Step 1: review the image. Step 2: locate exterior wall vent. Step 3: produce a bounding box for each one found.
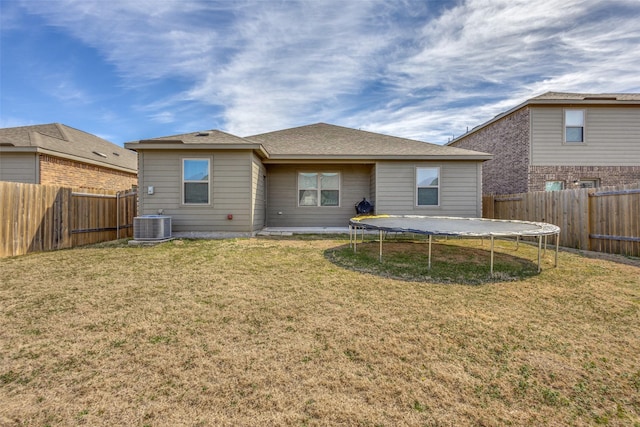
[133,215,172,240]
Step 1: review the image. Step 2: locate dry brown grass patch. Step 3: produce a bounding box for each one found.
[0,237,639,426]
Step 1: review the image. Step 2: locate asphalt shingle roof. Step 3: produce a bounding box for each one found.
[0,123,137,172]
[137,129,258,145]
[532,92,640,101]
[245,123,490,159]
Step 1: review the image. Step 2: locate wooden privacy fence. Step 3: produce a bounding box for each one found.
[483,183,640,257]
[0,182,137,257]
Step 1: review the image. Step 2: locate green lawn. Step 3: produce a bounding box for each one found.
[1,236,639,426]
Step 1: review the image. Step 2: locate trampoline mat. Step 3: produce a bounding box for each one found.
[349,215,560,237]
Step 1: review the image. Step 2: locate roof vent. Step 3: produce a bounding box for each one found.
[112,152,120,156]
[583,96,617,100]
[92,151,107,158]
[196,132,210,136]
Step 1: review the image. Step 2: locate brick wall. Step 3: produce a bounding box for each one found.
[39,154,137,191]
[529,165,640,191]
[449,107,530,195]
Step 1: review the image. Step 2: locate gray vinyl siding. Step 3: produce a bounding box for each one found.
[0,152,38,183]
[251,154,266,230]
[376,161,482,217]
[369,165,376,210]
[531,107,640,166]
[138,150,254,232]
[265,164,372,227]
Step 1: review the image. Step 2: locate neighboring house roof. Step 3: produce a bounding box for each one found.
[246,123,491,161]
[126,123,491,161]
[531,92,640,102]
[448,91,640,145]
[0,123,137,173]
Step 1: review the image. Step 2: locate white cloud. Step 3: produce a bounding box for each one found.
[352,0,640,142]
[12,0,640,143]
[149,111,175,124]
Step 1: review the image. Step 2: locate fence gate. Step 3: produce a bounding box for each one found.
[0,182,137,257]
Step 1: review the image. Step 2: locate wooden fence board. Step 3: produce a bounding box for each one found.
[484,183,639,257]
[0,182,136,257]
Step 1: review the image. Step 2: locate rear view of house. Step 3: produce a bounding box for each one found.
[447,92,640,194]
[125,123,491,233]
[0,123,137,191]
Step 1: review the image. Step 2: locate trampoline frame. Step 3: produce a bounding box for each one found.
[348,215,561,275]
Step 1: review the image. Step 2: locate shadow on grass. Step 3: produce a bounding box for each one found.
[324,239,541,285]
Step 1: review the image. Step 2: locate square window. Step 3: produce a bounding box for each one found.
[298,172,340,207]
[299,189,318,206]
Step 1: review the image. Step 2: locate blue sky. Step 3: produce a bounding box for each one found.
[1,0,640,146]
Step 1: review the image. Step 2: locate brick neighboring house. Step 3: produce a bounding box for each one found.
[0,123,137,191]
[447,92,640,195]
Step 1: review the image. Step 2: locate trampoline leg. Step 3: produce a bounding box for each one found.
[379,230,383,262]
[537,235,542,273]
[490,236,494,276]
[354,227,357,253]
[515,235,519,251]
[428,235,432,270]
[555,232,559,268]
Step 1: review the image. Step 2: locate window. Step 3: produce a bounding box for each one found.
[298,172,340,207]
[416,167,439,206]
[577,179,599,189]
[545,181,564,191]
[565,110,584,143]
[183,159,209,204]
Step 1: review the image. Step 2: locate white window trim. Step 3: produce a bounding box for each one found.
[545,180,565,191]
[415,166,440,207]
[564,109,586,144]
[182,157,211,205]
[576,178,599,189]
[297,171,341,207]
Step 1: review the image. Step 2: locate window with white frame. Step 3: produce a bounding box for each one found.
[298,172,340,207]
[545,181,564,191]
[416,167,439,206]
[565,110,585,143]
[577,179,599,188]
[182,159,210,204]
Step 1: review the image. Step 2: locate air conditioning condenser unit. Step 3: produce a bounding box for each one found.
[133,215,172,240]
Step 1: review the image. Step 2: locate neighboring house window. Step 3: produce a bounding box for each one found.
[183,159,209,204]
[577,179,599,189]
[545,181,565,191]
[565,110,585,143]
[298,172,340,207]
[416,167,439,206]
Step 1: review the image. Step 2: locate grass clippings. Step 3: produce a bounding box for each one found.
[0,237,639,426]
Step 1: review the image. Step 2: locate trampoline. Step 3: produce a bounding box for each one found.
[349,215,561,275]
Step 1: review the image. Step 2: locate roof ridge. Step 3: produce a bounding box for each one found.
[54,123,71,142]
